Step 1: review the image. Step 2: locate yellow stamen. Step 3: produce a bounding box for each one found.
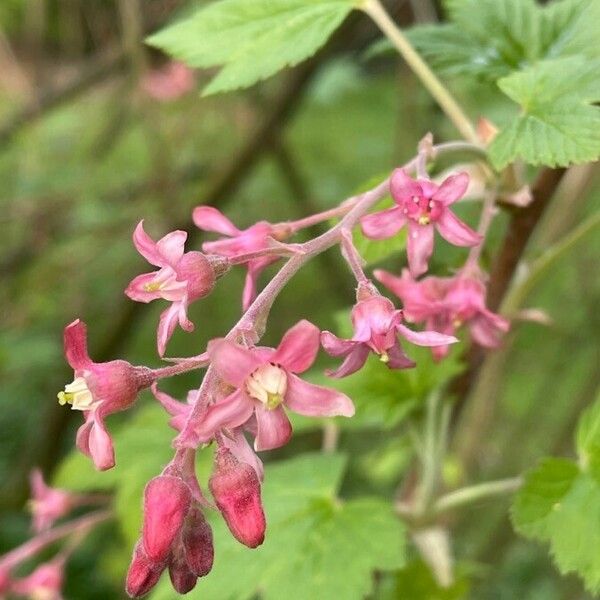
[57,391,72,406]
[379,352,390,364]
[418,215,431,226]
[143,281,163,292]
[266,392,283,410]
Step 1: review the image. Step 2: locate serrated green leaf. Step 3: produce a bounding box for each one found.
[150,453,405,600]
[576,396,600,476]
[147,0,357,95]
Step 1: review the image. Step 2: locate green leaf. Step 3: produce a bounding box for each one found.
[511,395,600,592]
[147,0,357,95]
[488,57,600,168]
[151,452,405,600]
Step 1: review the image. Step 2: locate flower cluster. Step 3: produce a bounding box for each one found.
[36,144,510,597]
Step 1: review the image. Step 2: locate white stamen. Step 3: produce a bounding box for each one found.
[245,363,287,410]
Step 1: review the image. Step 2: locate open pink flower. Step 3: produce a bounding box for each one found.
[193,207,290,310]
[126,221,223,357]
[361,169,481,277]
[194,320,354,451]
[11,558,64,600]
[375,268,509,360]
[321,290,458,378]
[28,470,75,533]
[58,319,152,470]
[142,61,195,102]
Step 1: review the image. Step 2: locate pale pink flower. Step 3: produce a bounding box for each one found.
[59,319,152,470]
[126,221,223,356]
[28,470,75,533]
[193,206,291,309]
[142,61,195,102]
[209,447,266,548]
[198,320,354,451]
[361,169,481,277]
[375,268,509,360]
[11,558,64,600]
[321,290,458,378]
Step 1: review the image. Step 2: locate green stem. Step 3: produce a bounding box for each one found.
[432,477,522,517]
[417,390,442,512]
[362,0,479,144]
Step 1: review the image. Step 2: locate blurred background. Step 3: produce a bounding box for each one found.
[0,0,599,598]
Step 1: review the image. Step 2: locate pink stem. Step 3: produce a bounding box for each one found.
[340,229,369,284]
[149,354,209,380]
[0,510,112,572]
[286,202,356,233]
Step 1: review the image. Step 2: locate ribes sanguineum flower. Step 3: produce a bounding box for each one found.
[126,221,227,357]
[209,446,266,548]
[28,470,76,533]
[58,319,153,470]
[194,320,354,451]
[375,268,509,360]
[142,61,195,102]
[361,169,481,277]
[127,475,214,597]
[11,558,65,600]
[193,206,292,310]
[321,284,458,378]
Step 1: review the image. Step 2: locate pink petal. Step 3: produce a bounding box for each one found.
[133,220,166,268]
[396,323,458,347]
[176,300,194,333]
[193,206,240,236]
[432,172,470,205]
[155,230,187,267]
[272,320,320,373]
[221,429,264,481]
[30,469,47,498]
[387,343,416,369]
[470,311,509,348]
[436,210,481,247]
[157,303,181,357]
[389,168,422,204]
[407,221,434,277]
[254,405,292,451]
[125,270,187,303]
[242,267,259,310]
[360,207,406,240]
[207,339,262,387]
[151,383,190,419]
[88,416,115,471]
[320,331,357,357]
[431,344,451,362]
[325,344,370,378]
[285,375,354,417]
[64,319,91,370]
[196,390,254,441]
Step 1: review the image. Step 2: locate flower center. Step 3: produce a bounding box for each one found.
[57,376,96,411]
[143,281,163,292]
[245,363,287,410]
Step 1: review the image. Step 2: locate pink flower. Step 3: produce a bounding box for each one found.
[321,289,458,378]
[152,383,265,480]
[126,221,224,357]
[209,447,266,548]
[361,169,481,277]
[11,558,64,600]
[59,319,152,470]
[193,207,290,309]
[142,61,195,102]
[127,475,214,597]
[28,470,75,533]
[375,268,509,360]
[195,320,354,451]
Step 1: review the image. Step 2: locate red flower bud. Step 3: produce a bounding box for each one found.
[168,545,197,595]
[142,476,191,563]
[126,543,164,598]
[209,448,266,548]
[182,508,214,577]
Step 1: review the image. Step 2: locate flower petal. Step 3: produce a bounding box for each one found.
[151,383,190,419]
[387,343,416,369]
[196,390,254,441]
[286,375,354,417]
[272,320,320,373]
[193,206,240,236]
[432,172,470,205]
[207,339,262,387]
[360,207,406,240]
[125,270,188,303]
[470,310,509,348]
[133,220,166,268]
[325,344,370,378]
[64,319,91,370]
[157,303,181,357]
[155,230,187,266]
[242,266,259,311]
[87,415,115,471]
[436,210,481,247]
[390,168,422,204]
[254,405,292,451]
[320,331,356,357]
[396,323,458,346]
[407,221,434,277]
[221,429,264,481]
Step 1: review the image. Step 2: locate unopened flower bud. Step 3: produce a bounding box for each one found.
[126,542,164,598]
[176,251,217,302]
[142,476,192,563]
[168,545,198,595]
[182,508,214,577]
[209,448,266,548]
